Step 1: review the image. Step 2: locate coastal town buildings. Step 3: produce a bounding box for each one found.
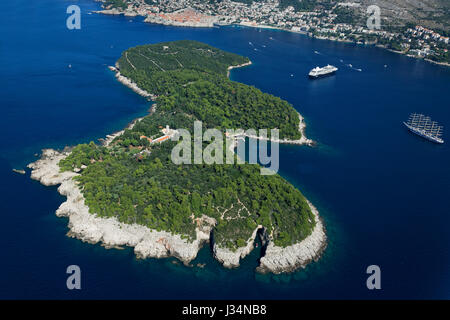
[97,0,450,65]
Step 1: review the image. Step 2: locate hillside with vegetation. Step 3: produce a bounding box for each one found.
[116,40,301,140]
[59,40,315,251]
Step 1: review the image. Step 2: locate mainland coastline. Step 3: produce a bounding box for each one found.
[29,43,326,274]
[93,5,449,68]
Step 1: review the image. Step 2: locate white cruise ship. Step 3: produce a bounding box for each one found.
[309,65,338,79]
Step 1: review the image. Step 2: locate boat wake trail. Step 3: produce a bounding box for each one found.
[344,63,363,72]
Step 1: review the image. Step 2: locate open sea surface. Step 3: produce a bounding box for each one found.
[0,0,449,299]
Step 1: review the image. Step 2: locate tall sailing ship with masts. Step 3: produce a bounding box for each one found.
[404,113,444,144]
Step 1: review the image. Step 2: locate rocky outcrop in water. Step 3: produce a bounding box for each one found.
[212,226,261,268]
[212,201,326,273]
[256,201,327,274]
[109,65,157,101]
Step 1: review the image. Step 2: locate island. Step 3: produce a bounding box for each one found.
[29,40,326,274]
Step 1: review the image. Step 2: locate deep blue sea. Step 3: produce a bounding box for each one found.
[1,0,449,299]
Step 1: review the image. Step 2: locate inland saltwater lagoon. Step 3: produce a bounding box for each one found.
[1,0,449,299]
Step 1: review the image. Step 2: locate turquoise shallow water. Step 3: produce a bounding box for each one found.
[0,0,449,299]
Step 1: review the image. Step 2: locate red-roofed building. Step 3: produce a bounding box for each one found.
[153,135,170,144]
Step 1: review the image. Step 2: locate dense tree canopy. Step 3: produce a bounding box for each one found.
[59,41,314,250]
[117,40,301,140]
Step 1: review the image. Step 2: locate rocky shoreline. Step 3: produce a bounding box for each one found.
[212,201,326,273]
[257,201,327,274]
[226,61,313,146]
[101,116,145,147]
[111,62,313,147]
[28,146,326,273]
[227,61,252,78]
[109,65,157,101]
[213,226,261,269]
[238,113,314,147]
[28,149,214,266]
[27,43,325,273]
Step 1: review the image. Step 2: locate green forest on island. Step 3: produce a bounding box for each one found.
[59,40,315,250]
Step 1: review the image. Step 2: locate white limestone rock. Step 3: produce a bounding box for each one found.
[28,149,215,265]
[28,148,327,273]
[213,226,261,268]
[257,201,327,274]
